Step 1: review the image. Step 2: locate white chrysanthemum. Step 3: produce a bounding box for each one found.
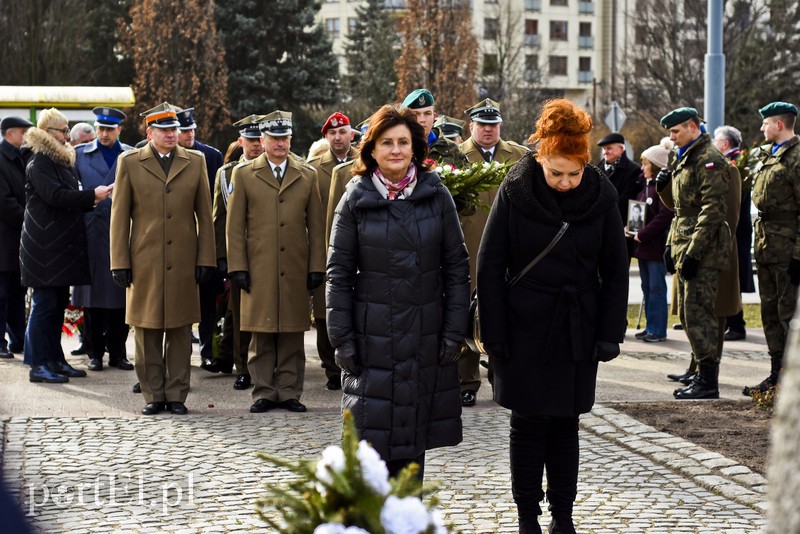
[315,445,345,494]
[356,440,391,495]
[430,509,448,534]
[313,524,370,534]
[436,166,444,173]
[482,162,490,169]
[380,495,431,534]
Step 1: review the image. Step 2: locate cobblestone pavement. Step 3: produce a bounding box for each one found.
[0,329,770,532]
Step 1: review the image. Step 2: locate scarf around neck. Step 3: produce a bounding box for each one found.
[373,164,417,200]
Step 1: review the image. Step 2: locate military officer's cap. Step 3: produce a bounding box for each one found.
[758,101,799,119]
[465,98,503,124]
[0,116,33,133]
[597,132,625,146]
[660,107,703,129]
[402,88,435,109]
[175,107,198,131]
[233,114,263,139]
[433,115,465,139]
[92,107,126,127]
[356,116,372,134]
[140,102,181,129]
[321,111,351,134]
[259,110,293,137]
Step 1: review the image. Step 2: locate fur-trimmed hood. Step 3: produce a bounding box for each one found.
[24,127,76,168]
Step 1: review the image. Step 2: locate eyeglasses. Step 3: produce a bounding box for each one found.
[48,127,70,136]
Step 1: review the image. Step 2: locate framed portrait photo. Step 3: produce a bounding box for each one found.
[627,200,646,237]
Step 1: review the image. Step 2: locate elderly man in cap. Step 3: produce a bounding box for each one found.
[307,111,358,391]
[597,132,642,260]
[743,102,800,396]
[175,107,225,362]
[402,88,466,168]
[110,102,216,415]
[656,107,732,400]
[203,114,265,389]
[458,98,528,408]
[72,107,134,372]
[0,116,32,359]
[226,110,325,414]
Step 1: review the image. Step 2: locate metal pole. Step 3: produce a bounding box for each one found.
[705,0,725,132]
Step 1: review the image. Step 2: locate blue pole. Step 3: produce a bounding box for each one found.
[705,0,725,132]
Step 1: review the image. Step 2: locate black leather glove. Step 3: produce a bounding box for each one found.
[594,340,620,362]
[307,272,324,290]
[231,271,251,293]
[663,246,676,275]
[484,342,509,362]
[680,255,700,281]
[216,258,228,277]
[439,338,462,365]
[789,259,800,285]
[196,266,214,285]
[334,340,360,376]
[111,269,132,288]
[655,168,673,192]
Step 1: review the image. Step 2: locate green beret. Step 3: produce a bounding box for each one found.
[660,107,700,129]
[759,101,798,119]
[402,88,435,109]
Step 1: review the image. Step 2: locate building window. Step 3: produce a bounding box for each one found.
[525,19,540,47]
[525,54,540,82]
[550,20,567,41]
[348,17,358,33]
[484,18,499,40]
[549,55,567,75]
[524,0,541,10]
[325,18,340,39]
[578,22,593,48]
[482,53,499,75]
[579,1,594,13]
[551,0,567,5]
[578,56,592,82]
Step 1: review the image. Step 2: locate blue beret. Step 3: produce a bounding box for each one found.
[759,101,798,119]
[402,89,435,109]
[660,107,701,129]
[0,116,33,132]
[92,106,126,127]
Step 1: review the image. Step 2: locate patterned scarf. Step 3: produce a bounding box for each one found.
[374,163,417,200]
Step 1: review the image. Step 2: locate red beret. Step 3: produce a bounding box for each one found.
[321,112,350,134]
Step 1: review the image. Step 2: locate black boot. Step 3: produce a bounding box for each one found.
[88,357,103,371]
[30,365,69,383]
[666,369,697,385]
[674,361,719,399]
[742,354,781,396]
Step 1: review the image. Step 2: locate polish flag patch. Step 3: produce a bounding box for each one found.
[705,162,715,169]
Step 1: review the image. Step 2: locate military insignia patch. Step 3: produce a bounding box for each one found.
[418,95,425,105]
[331,118,339,127]
[705,162,715,169]
[102,108,110,115]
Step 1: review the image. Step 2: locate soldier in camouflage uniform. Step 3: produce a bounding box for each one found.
[401,88,468,168]
[743,101,800,395]
[657,107,732,400]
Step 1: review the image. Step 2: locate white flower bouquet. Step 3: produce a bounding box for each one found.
[257,411,451,534]
[434,160,512,214]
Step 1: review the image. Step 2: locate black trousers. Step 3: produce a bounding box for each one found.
[386,453,425,482]
[86,307,128,361]
[198,276,223,359]
[510,412,579,528]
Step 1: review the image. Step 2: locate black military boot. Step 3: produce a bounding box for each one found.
[667,368,697,385]
[674,361,719,399]
[742,355,781,396]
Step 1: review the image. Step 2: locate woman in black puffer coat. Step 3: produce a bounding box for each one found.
[21,108,112,383]
[477,100,629,533]
[326,105,470,480]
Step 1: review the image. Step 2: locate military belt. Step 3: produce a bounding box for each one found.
[675,207,700,217]
[757,210,797,222]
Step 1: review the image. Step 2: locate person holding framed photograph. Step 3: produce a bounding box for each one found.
[626,201,646,235]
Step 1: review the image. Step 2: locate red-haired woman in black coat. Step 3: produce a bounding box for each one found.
[477,99,629,533]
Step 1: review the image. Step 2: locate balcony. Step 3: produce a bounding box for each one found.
[524,0,541,11]
[578,36,594,49]
[578,70,593,83]
[579,1,594,14]
[524,34,541,47]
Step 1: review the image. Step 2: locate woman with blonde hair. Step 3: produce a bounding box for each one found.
[21,108,113,383]
[477,99,628,533]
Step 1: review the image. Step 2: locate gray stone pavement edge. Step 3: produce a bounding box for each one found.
[0,326,771,533]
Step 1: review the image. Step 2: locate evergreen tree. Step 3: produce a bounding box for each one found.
[120,0,230,142]
[395,0,478,118]
[215,0,340,151]
[342,0,400,119]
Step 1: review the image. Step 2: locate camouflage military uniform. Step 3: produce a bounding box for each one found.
[751,135,800,374]
[661,133,732,365]
[429,127,468,168]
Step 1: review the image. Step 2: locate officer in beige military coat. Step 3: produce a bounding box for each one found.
[110,102,216,416]
[307,111,358,392]
[458,99,529,407]
[226,111,326,414]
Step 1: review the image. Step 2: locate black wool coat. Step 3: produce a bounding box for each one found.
[477,153,629,417]
[20,128,95,288]
[326,170,470,461]
[0,140,29,272]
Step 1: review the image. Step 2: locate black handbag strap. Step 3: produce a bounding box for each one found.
[506,222,569,288]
